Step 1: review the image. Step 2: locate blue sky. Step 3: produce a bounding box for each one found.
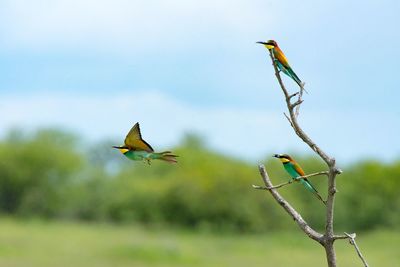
[0,0,399,163]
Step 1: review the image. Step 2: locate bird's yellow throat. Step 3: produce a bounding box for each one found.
[118,148,129,154]
[279,158,290,163]
[265,44,275,50]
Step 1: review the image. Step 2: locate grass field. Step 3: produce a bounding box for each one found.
[0,218,398,267]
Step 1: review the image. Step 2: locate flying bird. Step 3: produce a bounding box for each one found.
[113,122,178,164]
[257,40,306,91]
[273,154,326,205]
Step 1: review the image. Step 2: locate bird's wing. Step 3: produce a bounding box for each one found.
[274,47,291,69]
[292,161,306,176]
[124,123,154,152]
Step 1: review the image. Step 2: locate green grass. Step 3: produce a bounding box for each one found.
[0,218,398,267]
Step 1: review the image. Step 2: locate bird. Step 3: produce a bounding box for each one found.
[257,40,306,92]
[273,154,326,205]
[113,122,178,164]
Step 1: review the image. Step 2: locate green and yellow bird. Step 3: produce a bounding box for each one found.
[113,122,178,164]
[274,154,326,205]
[257,40,306,90]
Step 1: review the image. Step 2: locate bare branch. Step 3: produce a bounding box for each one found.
[267,49,334,166]
[284,112,294,128]
[295,86,304,117]
[333,234,349,240]
[265,47,349,267]
[258,165,324,245]
[289,92,299,99]
[252,181,293,190]
[344,233,369,267]
[253,171,329,190]
[291,99,304,109]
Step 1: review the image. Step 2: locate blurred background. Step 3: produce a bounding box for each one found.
[0,0,399,266]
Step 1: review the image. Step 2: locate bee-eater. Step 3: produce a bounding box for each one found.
[257,40,306,90]
[273,154,326,205]
[113,122,178,164]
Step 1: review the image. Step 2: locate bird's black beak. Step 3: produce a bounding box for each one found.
[112,146,121,149]
[256,41,267,45]
[273,154,280,158]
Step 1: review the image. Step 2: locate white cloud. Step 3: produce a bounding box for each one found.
[0,0,276,53]
[0,90,398,163]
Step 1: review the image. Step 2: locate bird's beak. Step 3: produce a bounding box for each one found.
[272,154,280,158]
[112,146,121,149]
[257,41,274,50]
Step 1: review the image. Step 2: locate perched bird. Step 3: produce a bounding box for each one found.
[273,154,326,205]
[113,122,178,164]
[257,40,306,91]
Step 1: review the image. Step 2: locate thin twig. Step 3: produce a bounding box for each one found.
[289,92,299,99]
[333,234,349,240]
[295,85,304,117]
[292,99,304,108]
[284,112,294,128]
[253,171,328,190]
[344,233,369,267]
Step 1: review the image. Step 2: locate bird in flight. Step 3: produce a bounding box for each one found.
[113,122,178,165]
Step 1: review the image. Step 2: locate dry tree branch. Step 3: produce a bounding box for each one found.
[267,51,334,165]
[344,233,369,267]
[255,49,369,267]
[257,165,324,245]
[295,86,304,117]
[252,170,328,190]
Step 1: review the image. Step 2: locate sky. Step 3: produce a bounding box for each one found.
[0,0,399,164]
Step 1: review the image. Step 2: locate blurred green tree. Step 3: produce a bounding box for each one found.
[0,128,83,216]
[0,128,399,233]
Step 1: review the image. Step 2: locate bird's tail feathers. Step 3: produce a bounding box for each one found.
[287,68,308,94]
[156,151,178,164]
[314,191,327,206]
[299,82,308,94]
[302,179,326,205]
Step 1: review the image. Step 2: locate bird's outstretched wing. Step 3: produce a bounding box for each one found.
[124,123,154,152]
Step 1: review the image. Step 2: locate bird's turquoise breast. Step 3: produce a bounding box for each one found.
[283,163,300,179]
[124,150,150,161]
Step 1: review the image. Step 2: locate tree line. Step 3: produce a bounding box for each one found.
[0,128,398,232]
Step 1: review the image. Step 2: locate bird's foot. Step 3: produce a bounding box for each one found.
[142,158,151,165]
